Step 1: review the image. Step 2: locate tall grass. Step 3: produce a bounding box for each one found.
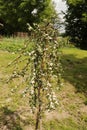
[0,37,28,52]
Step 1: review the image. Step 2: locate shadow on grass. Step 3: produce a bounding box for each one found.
[61,54,87,97]
[0,106,23,130]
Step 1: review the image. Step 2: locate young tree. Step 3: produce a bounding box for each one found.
[7,21,62,130]
[65,0,87,49]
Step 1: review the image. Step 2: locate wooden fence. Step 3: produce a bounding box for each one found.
[12,32,28,38]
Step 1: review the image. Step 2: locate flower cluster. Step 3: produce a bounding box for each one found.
[27,22,63,112]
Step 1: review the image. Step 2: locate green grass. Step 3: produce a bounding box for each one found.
[0,37,34,53]
[43,118,86,130]
[61,47,87,95]
[0,38,87,130]
[0,37,25,52]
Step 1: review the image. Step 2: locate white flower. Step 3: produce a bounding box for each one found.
[45,33,49,37]
[49,67,52,70]
[30,89,34,95]
[15,85,17,89]
[31,51,35,55]
[33,72,36,76]
[55,100,59,105]
[29,52,31,56]
[60,83,64,86]
[53,46,56,49]
[44,48,48,51]
[50,62,53,66]
[44,87,48,90]
[11,89,14,92]
[47,82,51,87]
[48,94,52,101]
[53,95,56,100]
[31,80,35,84]
[48,36,52,40]
[28,25,33,31]
[50,102,54,109]
[31,9,37,15]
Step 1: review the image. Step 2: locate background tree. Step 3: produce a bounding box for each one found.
[65,0,87,49]
[0,0,56,35]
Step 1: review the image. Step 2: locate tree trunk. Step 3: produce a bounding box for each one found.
[35,85,42,130]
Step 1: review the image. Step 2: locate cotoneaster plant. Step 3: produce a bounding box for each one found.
[7,21,63,130]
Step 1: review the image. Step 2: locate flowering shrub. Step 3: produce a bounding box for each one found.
[8,22,63,130]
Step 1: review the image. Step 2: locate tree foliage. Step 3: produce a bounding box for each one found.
[0,0,56,35]
[65,0,87,49]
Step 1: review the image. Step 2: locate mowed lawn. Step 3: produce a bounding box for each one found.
[0,38,87,130]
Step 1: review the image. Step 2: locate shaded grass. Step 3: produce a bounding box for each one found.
[0,106,23,130]
[61,47,87,96]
